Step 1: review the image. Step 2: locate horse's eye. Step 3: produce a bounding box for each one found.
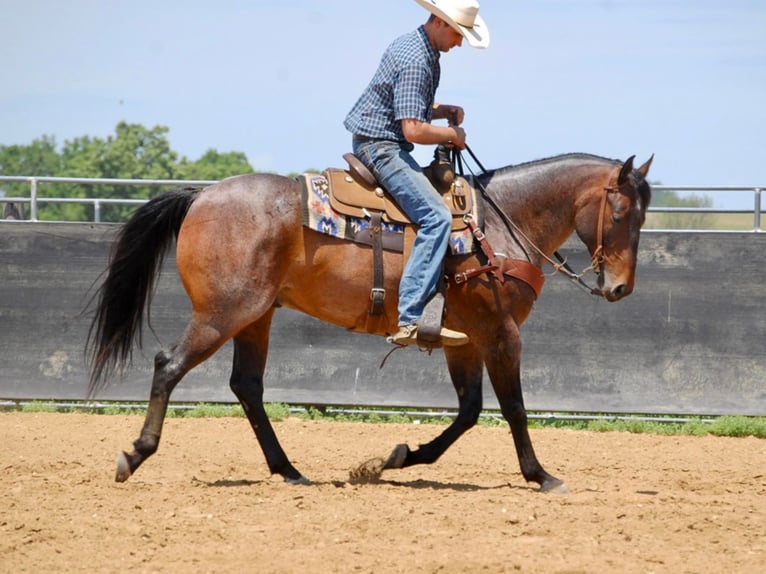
[612,213,623,224]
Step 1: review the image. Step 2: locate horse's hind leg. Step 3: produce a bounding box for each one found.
[115,318,226,482]
[229,311,308,484]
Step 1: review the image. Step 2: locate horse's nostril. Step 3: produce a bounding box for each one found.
[613,284,626,298]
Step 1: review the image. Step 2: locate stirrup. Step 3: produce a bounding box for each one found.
[417,292,445,344]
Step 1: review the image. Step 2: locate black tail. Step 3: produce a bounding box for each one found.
[86,187,201,397]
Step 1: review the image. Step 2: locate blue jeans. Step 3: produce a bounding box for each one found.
[353,136,452,326]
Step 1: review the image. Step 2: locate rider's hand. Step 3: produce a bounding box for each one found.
[433,103,465,126]
[449,106,465,126]
[450,126,467,150]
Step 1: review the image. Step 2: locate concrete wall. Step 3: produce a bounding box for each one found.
[1,223,764,415]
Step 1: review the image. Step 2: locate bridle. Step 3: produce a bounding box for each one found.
[568,164,624,292]
[454,146,624,298]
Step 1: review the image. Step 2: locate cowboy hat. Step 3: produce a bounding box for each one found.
[414,0,490,49]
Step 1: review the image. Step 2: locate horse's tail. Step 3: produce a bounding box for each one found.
[86,186,202,398]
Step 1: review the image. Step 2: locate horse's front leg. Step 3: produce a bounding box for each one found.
[382,345,484,470]
[485,322,568,493]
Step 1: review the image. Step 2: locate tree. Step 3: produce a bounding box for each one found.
[0,122,255,222]
[57,122,181,221]
[0,135,61,199]
[646,185,713,229]
[176,149,252,181]
[0,135,61,177]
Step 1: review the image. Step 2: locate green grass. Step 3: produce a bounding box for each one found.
[532,414,766,438]
[18,401,59,413]
[707,415,766,438]
[5,401,765,438]
[644,211,759,231]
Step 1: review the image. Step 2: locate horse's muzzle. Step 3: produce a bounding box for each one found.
[600,283,632,302]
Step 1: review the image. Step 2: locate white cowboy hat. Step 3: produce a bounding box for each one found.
[414,0,490,49]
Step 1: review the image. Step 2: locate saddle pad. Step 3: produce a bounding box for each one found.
[299,174,476,255]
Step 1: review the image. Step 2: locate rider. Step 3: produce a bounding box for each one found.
[344,0,490,347]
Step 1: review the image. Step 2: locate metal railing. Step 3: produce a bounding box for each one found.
[648,185,763,232]
[0,176,217,223]
[0,175,763,231]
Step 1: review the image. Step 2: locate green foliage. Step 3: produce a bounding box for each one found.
[100,404,143,416]
[176,149,252,181]
[19,401,58,413]
[265,402,292,421]
[645,188,715,230]
[179,403,245,418]
[61,123,178,180]
[585,418,687,434]
[0,136,62,208]
[478,415,506,427]
[580,415,766,438]
[4,401,765,439]
[652,189,713,209]
[0,122,254,222]
[0,135,61,177]
[305,406,329,420]
[707,415,766,438]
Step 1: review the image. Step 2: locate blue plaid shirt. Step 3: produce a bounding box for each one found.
[345,26,440,142]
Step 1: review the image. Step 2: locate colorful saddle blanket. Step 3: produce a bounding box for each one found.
[299,170,482,255]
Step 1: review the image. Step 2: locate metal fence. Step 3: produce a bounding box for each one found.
[0,176,217,222]
[2,177,765,416]
[0,175,763,230]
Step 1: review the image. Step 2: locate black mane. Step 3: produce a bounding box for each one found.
[478,152,652,210]
[485,152,621,179]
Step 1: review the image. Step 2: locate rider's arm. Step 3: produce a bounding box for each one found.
[401,118,466,149]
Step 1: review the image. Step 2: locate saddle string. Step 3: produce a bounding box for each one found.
[453,145,605,296]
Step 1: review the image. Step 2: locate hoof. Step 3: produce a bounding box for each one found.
[383,443,409,470]
[115,451,132,483]
[539,479,570,494]
[284,474,311,486]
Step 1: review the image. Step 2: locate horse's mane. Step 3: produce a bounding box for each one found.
[484,153,621,179]
[479,152,652,208]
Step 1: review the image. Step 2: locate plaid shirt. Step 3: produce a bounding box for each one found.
[345,25,440,142]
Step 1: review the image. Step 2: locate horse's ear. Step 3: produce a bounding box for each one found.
[637,154,654,178]
[618,155,636,185]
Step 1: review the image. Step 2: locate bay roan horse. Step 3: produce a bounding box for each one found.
[87,152,653,493]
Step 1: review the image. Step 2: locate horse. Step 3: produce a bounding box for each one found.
[87,152,653,493]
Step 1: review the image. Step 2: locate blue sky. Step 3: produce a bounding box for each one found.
[2,1,765,208]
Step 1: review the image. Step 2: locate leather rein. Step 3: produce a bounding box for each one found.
[452,146,621,298]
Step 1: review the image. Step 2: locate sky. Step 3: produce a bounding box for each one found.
[2,0,765,209]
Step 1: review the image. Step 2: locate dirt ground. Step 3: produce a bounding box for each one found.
[1,412,763,573]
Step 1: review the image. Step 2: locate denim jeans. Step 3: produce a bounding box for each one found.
[353,136,452,326]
